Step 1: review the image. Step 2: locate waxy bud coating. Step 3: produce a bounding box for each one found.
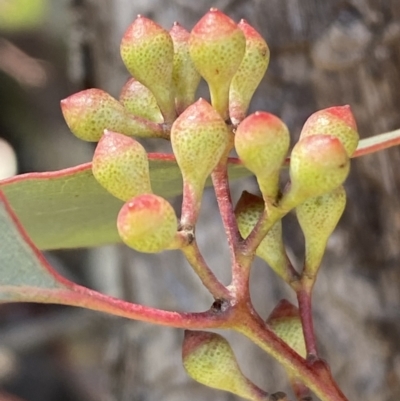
[235,191,290,282]
[61,89,163,141]
[119,78,163,123]
[229,20,270,124]
[235,112,290,200]
[182,330,265,400]
[120,16,175,122]
[170,23,201,114]
[92,131,152,201]
[280,135,349,211]
[296,186,346,278]
[117,194,177,253]
[189,9,246,119]
[300,105,359,157]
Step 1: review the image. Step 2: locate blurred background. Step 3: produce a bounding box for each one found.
[1,1,400,400]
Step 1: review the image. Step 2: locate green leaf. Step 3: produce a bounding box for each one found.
[0,191,68,302]
[0,155,251,250]
[0,192,228,328]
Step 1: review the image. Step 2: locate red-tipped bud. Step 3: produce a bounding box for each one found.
[235,191,291,282]
[182,330,267,400]
[117,194,177,253]
[267,300,306,358]
[229,20,270,124]
[235,112,290,201]
[300,105,359,156]
[280,135,349,212]
[296,186,346,279]
[120,16,175,122]
[119,78,163,123]
[189,9,246,119]
[171,99,230,224]
[61,89,164,141]
[170,23,201,115]
[92,131,152,201]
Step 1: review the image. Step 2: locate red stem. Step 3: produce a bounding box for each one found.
[180,181,202,227]
[236,310,348,401]
[297,287,318,358]
[211,161,241,260]
[16,282,231,330]
[181,241,231,300]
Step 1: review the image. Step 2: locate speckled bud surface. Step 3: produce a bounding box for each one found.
[92,130,151,201]
[119,78,163,123]
[289,135,350,200]
[120,16,175,122]
[235,111,290,198]
[61,89,162,141]
[171,98,230,187]
[189,9,246,118]
[170,23,201,114]
[229,20,270,124]
[300,105,359,157]
[117,194,177,253]
[182,330,258,399]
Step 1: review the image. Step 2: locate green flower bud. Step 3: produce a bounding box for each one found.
[280,135,349,212]
[267,300,306,358]
[170,22,201,115]
[300,105,359,157]
[189,8,246,120]
[235,112,290,201]
[235,191,291,282]
[119,78,163,123]
[182,330,267,400]
[92,130,152,201]
[229,20,270,125]
[120,15,175,123]
[296,186,346,279]
[171,98,230,224]
[117,194,177,253]
[61,89,164,141]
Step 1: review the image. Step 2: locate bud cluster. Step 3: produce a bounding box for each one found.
[60,7,360,399]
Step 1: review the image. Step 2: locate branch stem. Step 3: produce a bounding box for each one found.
[297,285,318,358]
[212,159,241,259]
[235,310,348,401]
[181,241,231,300]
